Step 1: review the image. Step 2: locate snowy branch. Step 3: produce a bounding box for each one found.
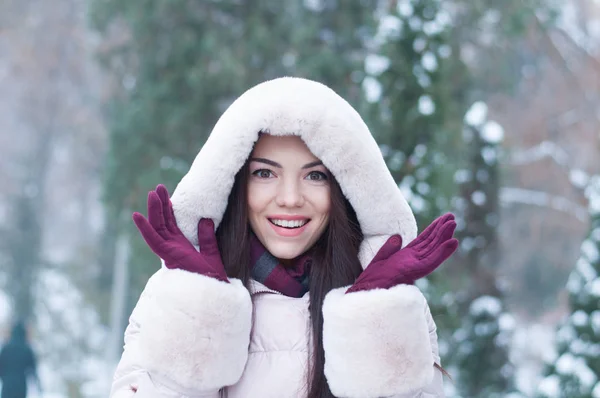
[506,140,590,191]
[500,187,588,222]
[508,140,569,168]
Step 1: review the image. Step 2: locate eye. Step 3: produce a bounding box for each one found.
[252,169,275,179]
[306,171,328,181]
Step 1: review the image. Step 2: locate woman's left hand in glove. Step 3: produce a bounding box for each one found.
[346,213,458,293]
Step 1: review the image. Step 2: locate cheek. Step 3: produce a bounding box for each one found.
[247,183,271,216]
[311,186,331,218]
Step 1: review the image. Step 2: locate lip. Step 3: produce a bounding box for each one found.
[268,218,311,237]
[268,214,310,221]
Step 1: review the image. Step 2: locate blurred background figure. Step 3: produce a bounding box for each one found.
[0,321,41,398]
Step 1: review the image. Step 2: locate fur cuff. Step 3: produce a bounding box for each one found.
[322,284,434,397]
[137,268,252,392]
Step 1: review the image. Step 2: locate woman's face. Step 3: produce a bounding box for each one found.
[247,134,331,261]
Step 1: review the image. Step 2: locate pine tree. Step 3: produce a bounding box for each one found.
[452,295,518,397]
[365,0,467,224]
[447,102,521,397]
[537,175,600,398]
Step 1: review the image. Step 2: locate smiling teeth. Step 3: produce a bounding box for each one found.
[270,219,308,228]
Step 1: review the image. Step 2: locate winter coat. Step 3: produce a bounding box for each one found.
[0,324,38,398]
[110,77,446,398]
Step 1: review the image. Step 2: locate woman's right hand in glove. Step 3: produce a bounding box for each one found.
[132,184,229,282]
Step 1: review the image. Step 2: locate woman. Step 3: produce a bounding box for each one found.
[110,77,458,398]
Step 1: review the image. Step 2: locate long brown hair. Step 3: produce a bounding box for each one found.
[216,158,364,398]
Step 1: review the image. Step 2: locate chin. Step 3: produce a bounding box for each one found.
[264,241,308,260]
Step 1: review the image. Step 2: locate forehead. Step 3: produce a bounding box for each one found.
[251,134,319,161]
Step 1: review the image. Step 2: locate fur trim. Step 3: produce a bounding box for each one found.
[170,77,417,268]
[322,284,434,397]
[137,268,252,392]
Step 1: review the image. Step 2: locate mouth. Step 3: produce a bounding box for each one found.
[268,218,311,229]
[267,217,311,238]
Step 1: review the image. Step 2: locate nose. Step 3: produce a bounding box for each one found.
[275,178,305,208]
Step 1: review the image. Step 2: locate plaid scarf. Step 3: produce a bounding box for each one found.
[249,234,312,298]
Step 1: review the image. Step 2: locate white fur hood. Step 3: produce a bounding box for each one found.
[170,77,417,268]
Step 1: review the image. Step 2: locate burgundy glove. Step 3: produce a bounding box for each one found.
[347,213,458,293]
[132,184,229,282]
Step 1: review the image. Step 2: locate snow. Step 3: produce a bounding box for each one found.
[413,37,427,53]
[500,187,588,221]
[588,176,600,214]
[538,375,560,397]
[556,352,576,374]
[421,51,438,72]
[460,236,475,252]
[576,360,598,389]
[570,169,590,189]
[470,295,502,317]
[465,101,488,126]
[415,166,430,180]
[413,65,431,87]
[572,310,589,327]
[423,20,444,36]
[365,54,390,76]
[576,257,598,282]
[570,338,590,356]
[481,121,504,144]
[593,227,600,242]
[409,194,427,213]
[591,311,600,334]
[36,268,111,397]
[408,16,423,31]
[474,321,497,337]
[397,0,414,18]
[376,15,403,41]
[414,144,427,158]
[557,324,577,344]
[303,0,324,12]
[581,238,599,263]
[591,279,600,297]
[481,146,498,165]
[593,381,600,398]
[509,141,570,168]
[438,44,452,58]
[512,322,558,395]
[379,144,391,157]
[281,52,296,67]
[555,352,597,389]
[556,2,600,55]
[0,291,10,326]
[418,95,435,115]
[567,272,583,294]
[122,75,136,91]
[499,313,516,331]
[362,76,382,103]
[471,190,487,206]
[434,9,452,31]
[416,181,430,195]
[387,151,406,171]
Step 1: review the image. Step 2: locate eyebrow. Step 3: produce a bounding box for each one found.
[250,158,323,169]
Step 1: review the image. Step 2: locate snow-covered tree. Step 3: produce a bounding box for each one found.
[537,175,600,398]
[365,0,465,223]
[446,102,522,397]
[450,296,518,397]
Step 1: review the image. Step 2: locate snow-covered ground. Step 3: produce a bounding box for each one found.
[512,321,558,396]
[0,270,114,398]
